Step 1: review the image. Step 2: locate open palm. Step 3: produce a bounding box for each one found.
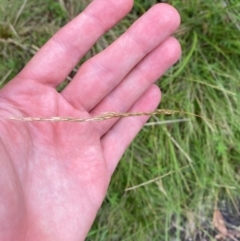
[0,0,181,240]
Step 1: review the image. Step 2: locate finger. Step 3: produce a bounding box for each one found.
[61,3,180,110]
[91,37,181,136]
[101,85,161,175]
[16,0,133,86]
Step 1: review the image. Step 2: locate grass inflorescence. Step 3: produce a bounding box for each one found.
[1,0,240,240]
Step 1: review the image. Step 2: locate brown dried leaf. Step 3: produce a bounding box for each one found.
[213,209,228,236]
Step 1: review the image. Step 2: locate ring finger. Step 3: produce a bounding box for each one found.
[91,36,181,136]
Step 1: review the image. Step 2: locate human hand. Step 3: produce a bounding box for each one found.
[0,0,181,240]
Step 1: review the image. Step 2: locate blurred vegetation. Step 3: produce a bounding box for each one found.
[1,0,240,240]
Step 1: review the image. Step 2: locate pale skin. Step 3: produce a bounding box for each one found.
[0,0,181,240]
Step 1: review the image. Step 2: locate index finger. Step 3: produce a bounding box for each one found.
[16,0,133,87]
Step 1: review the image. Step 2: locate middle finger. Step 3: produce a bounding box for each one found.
[62,4,180,111]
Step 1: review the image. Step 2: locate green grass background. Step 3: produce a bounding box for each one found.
[1,0,240,240]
